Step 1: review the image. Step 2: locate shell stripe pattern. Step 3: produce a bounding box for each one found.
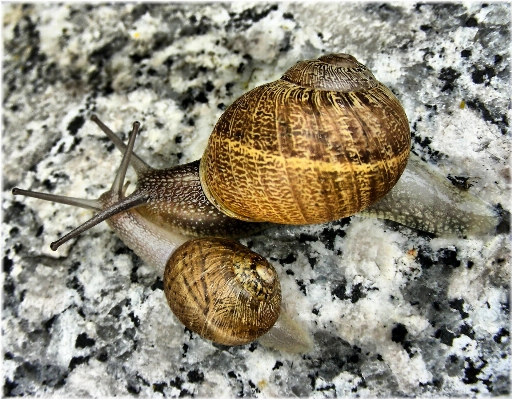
[201,78,410,225]
[164,238,281,345]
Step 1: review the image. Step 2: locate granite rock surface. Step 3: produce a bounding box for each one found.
[3,3,510,397]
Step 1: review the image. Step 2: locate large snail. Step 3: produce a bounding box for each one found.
[12,53,501,350]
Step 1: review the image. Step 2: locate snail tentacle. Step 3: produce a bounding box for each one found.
[49,191,149,250]
[11,188,102,211]
[90,114,150,174]
[13,121,152,250]
[111,120,140,195]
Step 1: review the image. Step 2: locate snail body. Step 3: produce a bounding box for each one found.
[12,53,500,350]
[362,152,503,237]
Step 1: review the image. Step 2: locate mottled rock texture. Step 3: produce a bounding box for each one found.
[3,3,509,397]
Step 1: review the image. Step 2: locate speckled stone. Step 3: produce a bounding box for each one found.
[3,3,510,397]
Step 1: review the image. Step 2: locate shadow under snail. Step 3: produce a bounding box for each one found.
[12,53,502,351]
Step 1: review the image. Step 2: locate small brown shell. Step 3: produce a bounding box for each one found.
[164,237,281,346]
[200,53,410,225]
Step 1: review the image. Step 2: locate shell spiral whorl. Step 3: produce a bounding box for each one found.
[281,53,379,92]
[200,53,411,225]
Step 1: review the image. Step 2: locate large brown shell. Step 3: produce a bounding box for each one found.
[200,53,411,224]
[164,237,281,346]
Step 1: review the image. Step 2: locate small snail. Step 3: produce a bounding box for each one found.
[165,238,281,345]
[13,53,501,350]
